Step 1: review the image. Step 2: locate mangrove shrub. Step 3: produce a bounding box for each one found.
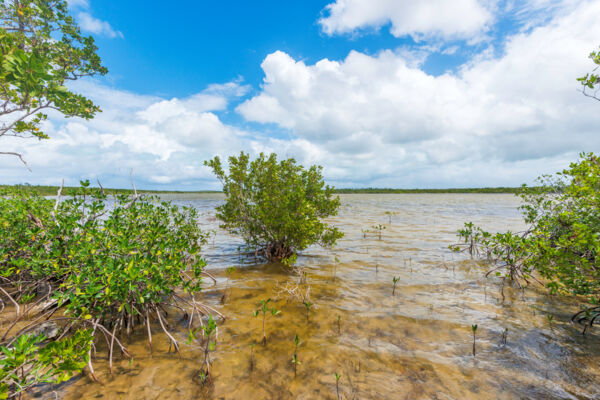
[0,183,211,390]
[205,152,343,263]
[453,153,600,321]
[0,330,92,399]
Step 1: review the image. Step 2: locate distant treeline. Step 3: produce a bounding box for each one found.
[0,184,220,196]
[2,184,526,195]
[334,187,525,194]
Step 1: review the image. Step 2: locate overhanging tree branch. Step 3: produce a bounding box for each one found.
[0,151,30,171]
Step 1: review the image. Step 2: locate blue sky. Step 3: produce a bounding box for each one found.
[2,0,600,190]
[91,1,422,96]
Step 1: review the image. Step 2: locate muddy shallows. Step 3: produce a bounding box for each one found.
[36,194,600,399]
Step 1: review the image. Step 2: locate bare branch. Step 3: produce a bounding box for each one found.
[0,287,20,318]
[51,179,64,230]
[96,179,105,195]
[580,87,600,102]
[130,169,138,197]
[0,151,31,171]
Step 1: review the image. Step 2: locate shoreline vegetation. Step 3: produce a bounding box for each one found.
[0,184,526,196]
[1,0,599,396]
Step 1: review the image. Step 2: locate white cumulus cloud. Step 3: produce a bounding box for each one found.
[2,0,599,190]
[0,81,253,189]
[238,0,600,187]
[319,0,493,40]
[77,12,123,39]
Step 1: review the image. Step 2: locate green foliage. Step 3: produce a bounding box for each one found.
[449,222,493,258]
[471,324,477,356]
[334,372,341,400]
[205,152,343,263]
[392,276,400,295]
[454,153,600,324]
[334,187,524,194]
[372,224,385,240]
[1,183,206,317]
[302,301,312,322]
[0,184,220,196]
[384,211,398,224]
[0,0,107,162]
[197,315,217,384]
[0,182,209,379]
[253,298,280,344]
[519,154,600,300]
[0,330,92,399]
[291,334,301,377]
[361,224,386,240]
[577,45,600,101]
[56,190,206,326]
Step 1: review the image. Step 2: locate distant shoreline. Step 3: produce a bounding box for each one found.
[1,184,525,196]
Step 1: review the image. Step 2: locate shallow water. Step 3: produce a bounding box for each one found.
[41,194,600,399]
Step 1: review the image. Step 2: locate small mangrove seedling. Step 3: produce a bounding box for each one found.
[250,342,256,371]
[199,315,218,385]
[392,276,400,295]
[335,372,341,400]
[186,328,199,345]
[471,324,478,357]
[221,266,236,303]
[501,328,508,346]
[372,224,386,240]
[303,301,313,322]
[337,314,341,335]
[207,229,217,246]
[301,271,308,284]
[292,334,301,377]
[253,298,281,345]
[547,315,554,330]
[332,255,340,281]
[384,211,398,224]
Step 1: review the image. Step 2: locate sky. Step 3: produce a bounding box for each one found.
[1,0,600,190]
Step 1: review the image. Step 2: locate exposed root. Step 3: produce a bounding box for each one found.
[571,306,600,335]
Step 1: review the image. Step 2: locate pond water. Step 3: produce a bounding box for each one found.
[45,194,600,399]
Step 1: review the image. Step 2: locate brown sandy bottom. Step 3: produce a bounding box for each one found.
[24,194,600,399]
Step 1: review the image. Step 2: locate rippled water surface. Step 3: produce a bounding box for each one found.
[49,194,600,399]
